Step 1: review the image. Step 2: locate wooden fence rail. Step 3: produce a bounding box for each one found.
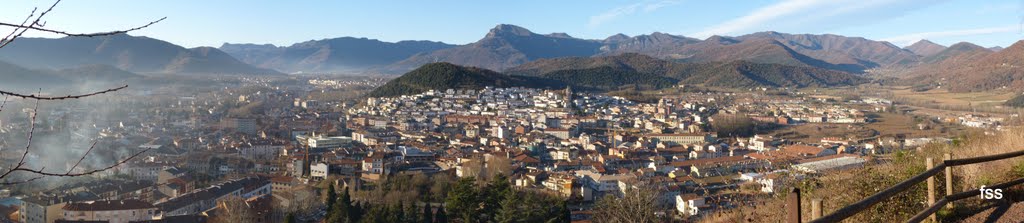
[788,149,1024,223]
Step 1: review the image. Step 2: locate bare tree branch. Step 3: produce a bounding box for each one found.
[0,95,8,112]
[0,96,39,180]
[0,175,44,186]
[0,0,158,185]
[11,148,151,177]
[66,141,99,175]
[0,17,166,38]
[0,0,165,48]
[0,85,127,100]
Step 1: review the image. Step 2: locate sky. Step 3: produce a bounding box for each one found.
[1,0,1022,48]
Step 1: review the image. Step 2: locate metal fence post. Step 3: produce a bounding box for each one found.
[811,198,823,220]
[787,187,802,223]
[926,157,936,222]
[944,153,953,210]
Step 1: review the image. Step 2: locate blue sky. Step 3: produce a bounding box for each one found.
[1,0,1022,48]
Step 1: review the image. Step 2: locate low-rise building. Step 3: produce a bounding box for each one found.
[61,199,156,223]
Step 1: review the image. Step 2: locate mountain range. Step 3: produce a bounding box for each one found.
[0,23,1020,93]
[369,53,869,97]
[0,34,280,75]
[219,24,927,74]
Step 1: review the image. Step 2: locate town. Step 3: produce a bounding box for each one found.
[1,74,1015,223]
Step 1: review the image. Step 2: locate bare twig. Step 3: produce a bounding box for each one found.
[0,97,39,180]
[66,141,99,175]
[0,0,156,185]
[0,0,165,48]
[12,148,151,177]
[0,95,8,112]
[0,17,166,38]
[0,7,36,47]
[0,85,127,100]
[0,175,44,186]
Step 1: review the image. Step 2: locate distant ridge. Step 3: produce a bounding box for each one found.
[904,40,947,57]
[0,34,280,75]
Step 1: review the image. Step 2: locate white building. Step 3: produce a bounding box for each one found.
[62,199,157,223]
[675,194,706,216]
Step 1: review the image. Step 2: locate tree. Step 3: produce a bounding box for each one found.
[327,186,354,223]
[494,191,522,223]
[592,186,660,223]
[327,185,338,211]
[210,196,255,223]
[435,206,449,223]
[396,203,407,223]
[0,0,164,185]
[284,213,296,223]
[423,204,434,223]
[711,113,756,137]
[481,174,511,221]
[445,177,480,222]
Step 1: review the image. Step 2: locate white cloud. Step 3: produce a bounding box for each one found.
[881,25,1023,47]
[690,0,936,39]
[588,0,683,28]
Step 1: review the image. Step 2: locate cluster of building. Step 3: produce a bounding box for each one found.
[1,77,947,223]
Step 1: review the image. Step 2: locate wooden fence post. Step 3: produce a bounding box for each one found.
[811,198,823,220]
[926,157,936,222]
[787,187,801,223]
[944,153,953,210]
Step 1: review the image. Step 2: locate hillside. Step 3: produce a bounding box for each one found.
[163,47,281,75]
[389,24,603,71]
[677,61,867,88]
[736,31,921,68]
[0,34,279,75]
[509,53,866,88]
[943,40,1024,92]
[220,37,455,73]
[367,62,559,97]
[672,38,864,73]
[904,40,947,57]
[0,60,71,91]
[56,64,144,82]
[898,41,1022,92]
[1006,94,1024,108]
[538,66,678,90]
[597,32,701,57]
[920,42,991,64]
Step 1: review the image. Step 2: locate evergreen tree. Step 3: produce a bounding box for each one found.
[435,206,449,223]
[482,174,512,221]
[284,212,296,223]
[350,202,365,223]
[445,177,480,222]
[396,203,407,223]
[494,191,521,223]
[326,185,337,211]
[423,204,434,223]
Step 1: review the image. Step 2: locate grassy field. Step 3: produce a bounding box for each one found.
[888,86,1018,107]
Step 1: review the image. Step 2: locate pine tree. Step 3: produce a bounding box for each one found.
[284,212,296,223]
[326,185,338,211]
[494,191,521,223]
[423,204,434,223]
[435,205,449,223]
[396,203,407,223]
[445,177,480,222]
[482,174,512,221]
[353,201,366,222]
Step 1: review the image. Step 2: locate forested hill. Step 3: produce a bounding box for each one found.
[509,53,867,89]
[366,62,561,97]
